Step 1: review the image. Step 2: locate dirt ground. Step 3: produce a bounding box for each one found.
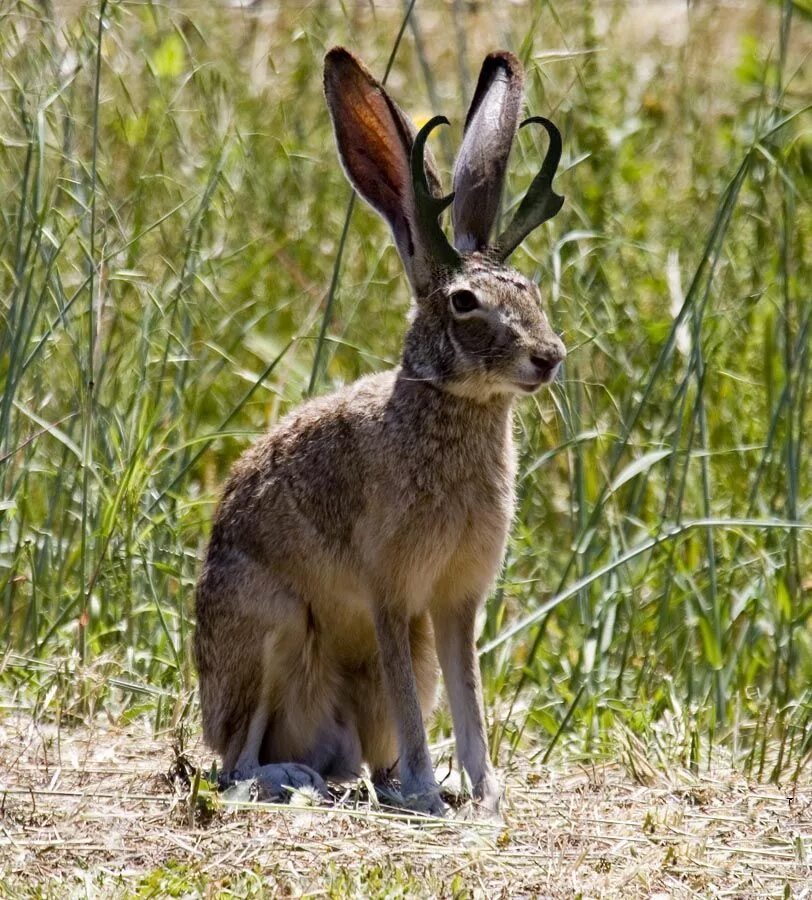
[1,715,810,898]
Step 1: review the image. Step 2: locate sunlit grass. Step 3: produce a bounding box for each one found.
[1,0,810,781]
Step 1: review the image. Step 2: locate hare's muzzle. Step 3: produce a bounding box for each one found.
[523,336,566,389]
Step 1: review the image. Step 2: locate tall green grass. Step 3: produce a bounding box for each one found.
[1,1,810,779]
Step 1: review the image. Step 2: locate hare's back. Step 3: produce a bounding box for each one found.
[210,371,396,556]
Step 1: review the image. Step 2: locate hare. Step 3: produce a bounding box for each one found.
[194,47,566,816]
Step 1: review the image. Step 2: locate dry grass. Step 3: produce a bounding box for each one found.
[1,715,810,898]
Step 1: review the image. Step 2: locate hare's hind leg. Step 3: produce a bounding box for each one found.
[231,676,331,801]
[195,558,329,798]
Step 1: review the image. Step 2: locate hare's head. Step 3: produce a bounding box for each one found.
[324,48,566,400]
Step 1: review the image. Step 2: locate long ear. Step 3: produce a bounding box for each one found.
[323,47,458,294]
[451,52,524,252]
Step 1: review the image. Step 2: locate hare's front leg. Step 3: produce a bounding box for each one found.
[431,601,500,814]
[374,605,447,816]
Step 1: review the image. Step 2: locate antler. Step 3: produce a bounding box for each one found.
[493,116,564,261]
[410,116,461,271]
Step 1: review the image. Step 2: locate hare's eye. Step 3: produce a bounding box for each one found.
[450,289,480,315]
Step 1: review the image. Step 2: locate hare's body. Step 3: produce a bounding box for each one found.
[196,369,514,781]
[196,48,567,815]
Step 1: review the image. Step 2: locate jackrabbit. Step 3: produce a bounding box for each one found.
[195,47,566,816]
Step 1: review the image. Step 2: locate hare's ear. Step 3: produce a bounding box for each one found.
[324,47,459,294]
[451,52,524,252]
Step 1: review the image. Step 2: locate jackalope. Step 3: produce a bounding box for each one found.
[195,47,566,816]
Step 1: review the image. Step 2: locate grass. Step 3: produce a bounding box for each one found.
[0,0,811,894]
[1,714,810,898]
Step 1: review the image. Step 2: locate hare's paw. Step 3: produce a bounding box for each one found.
[403,787,448,818]
[472,772,502,817]
[253,762,330,800]
[375,774,448,817]
[222,763,330,803]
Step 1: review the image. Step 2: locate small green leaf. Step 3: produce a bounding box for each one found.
[697,618,723,670]
[775,579,792,620]
[152,33,185,79]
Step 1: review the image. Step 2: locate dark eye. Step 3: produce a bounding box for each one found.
[450,289,480,314]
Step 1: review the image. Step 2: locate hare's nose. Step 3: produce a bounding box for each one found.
[529,338,566,381]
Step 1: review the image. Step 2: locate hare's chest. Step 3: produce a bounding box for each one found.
[357,413,516,608]
[397,462,516,604]
[444,467,514,567]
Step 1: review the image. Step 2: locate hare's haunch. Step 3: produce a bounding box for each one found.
[195,48,566,817]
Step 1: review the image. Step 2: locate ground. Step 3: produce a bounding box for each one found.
[1,716,809,898]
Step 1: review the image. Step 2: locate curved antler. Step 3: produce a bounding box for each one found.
[493,116,564,261]
[410,116,461,271]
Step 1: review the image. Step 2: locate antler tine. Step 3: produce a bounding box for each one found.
[410,116,461,271]
[493,116,565,261]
